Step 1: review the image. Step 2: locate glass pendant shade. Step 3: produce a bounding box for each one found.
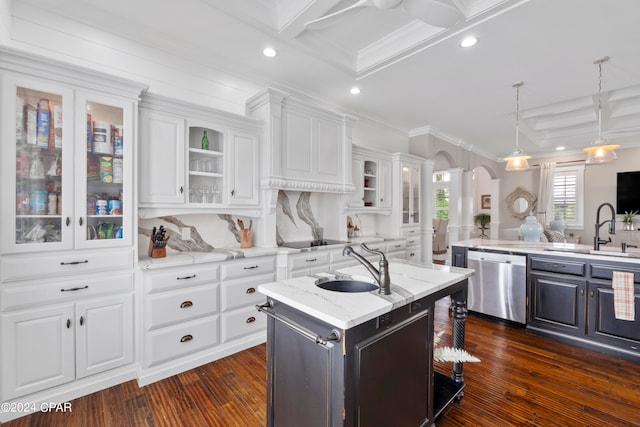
[583,138,619,164]
[504,149,531,171]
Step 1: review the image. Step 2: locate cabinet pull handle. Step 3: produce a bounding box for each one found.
[60,260,89,266]
[179,186,184,194]
[66,217,70,226]
[180,301,193,308]
[79,316,84,326]
[246,316,256,324]
[231,189,235,196]
[380,198,383,202]
[409,230,415,233]
[180,334,193,343]
[243,265,259,270]
[246,287,256,294]
[394,244,401,248]
[177,274,196,280]
[79,217,83,226]
[60,285,89,292]
[66,319,71,329]
[306,258,317,262]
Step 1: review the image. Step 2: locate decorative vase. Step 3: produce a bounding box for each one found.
[623,222,635,231]
[520,212,544,242]
[549,213,567,235]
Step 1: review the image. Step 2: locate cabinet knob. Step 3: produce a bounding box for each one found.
[380,198,383,202]
[66,217,70,226]
[180,334,193,343]
[79,316,85,326]
[590,291,595,297]
[66,319,71,329]
[180,301,193,308]
[79,217,83,226]
[246,287,256,294]
[580,289,584,296]
[246,316,256,324]
[231,189,235,196]
[179,186,184,194]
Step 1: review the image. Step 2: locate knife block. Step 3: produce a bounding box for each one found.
[148,238,167,258]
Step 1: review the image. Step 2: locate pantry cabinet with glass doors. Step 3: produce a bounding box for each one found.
[0,47,146,421]
[2,71,139,254]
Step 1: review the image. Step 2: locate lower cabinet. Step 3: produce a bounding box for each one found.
[1,284,133,402]
[528,254,640,360]
[266,297,434,427]
[140,256,273,385]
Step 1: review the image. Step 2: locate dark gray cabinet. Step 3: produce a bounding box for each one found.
[261,281,468,427]
[528,254,640,361]
[451,245,466,268]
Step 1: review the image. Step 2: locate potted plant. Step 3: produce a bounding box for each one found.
[474,213,491,238]
[622,210,638,231]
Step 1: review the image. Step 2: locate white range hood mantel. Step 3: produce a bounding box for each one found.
[247,88,357,194]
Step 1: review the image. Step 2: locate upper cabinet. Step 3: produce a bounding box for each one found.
[138,94,262,216]
[246,88,357,194]
[348,145,392,213]
[0,47,146,254]
[387,153,425,234]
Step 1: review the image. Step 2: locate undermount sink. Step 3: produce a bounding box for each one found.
[315,279,378,293]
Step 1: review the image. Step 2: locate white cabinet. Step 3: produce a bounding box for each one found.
[349,146,392,212]
[140,256,273,385]
[387,153,425,235]
[286,251,330,278]
[1,278,133,401]
[138,94,262,214]
[228,129,259,205]
[1,70,142,254]
[138,109,186,204]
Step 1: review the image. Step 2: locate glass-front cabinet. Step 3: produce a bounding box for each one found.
[2,74,134,253]
[402,164,421,226]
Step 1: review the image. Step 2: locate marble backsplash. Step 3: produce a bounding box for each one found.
[137,190,332,254]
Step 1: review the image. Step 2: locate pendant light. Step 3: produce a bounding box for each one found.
[582,56,619,164]
[504,81,530,171]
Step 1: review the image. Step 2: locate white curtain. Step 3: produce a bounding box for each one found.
[537,162,556,226]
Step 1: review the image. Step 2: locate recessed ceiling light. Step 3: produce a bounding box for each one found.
[350,86,361,95]
[460,36,478,48]
[556,146,565,151]
[262,47,278,57]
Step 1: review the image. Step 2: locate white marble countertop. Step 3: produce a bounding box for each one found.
[453,239,640,263]
[257,260,474,329]
[138,235,400,269]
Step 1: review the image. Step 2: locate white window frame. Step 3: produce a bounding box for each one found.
[546,164,585,229]
[433,171,450,220]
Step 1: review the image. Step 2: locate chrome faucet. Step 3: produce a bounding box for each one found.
[342,243,391,295]
[594,202,616,251]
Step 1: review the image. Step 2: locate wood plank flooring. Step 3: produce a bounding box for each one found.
[3,298,640,427]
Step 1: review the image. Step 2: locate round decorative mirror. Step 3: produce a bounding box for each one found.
[505,187,537,220]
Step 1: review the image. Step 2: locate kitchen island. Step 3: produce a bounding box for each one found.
[257,259,474,427]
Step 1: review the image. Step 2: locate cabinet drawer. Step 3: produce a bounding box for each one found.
[590,263,640,283]
[1,248,134,282]
[221,273,273,312]
[402,227,420,237]
[220,256,275,280]
[386,240,407,252]
[405,236,419,247]
[144,315,219,367]
[289,251,330,270]
[145,263,219,293]
[146,284,219,330]
[221,306,266,343]
[530,257,586,276]
[1,273,133,311]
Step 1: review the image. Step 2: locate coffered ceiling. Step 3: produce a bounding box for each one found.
[13,0,640,161]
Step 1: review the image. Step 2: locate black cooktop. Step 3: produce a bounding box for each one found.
[281,239,349,249]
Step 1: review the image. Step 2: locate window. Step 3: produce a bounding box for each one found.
[433,171,450,219]
[549,164,584,228]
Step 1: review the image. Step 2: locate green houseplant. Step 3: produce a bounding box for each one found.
[474,213,491,238]
[622,210,638,230]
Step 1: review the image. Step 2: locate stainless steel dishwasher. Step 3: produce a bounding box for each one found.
[467,250,527,324]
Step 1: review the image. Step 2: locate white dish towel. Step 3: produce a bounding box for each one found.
[612,271,635,321]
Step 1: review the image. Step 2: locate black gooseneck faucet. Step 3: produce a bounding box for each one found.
[594,202,616,251]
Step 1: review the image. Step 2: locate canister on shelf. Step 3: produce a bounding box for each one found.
[92,121,113,154]
[95,199,108,215]
[48,192,57,215]
[29,190,47,214]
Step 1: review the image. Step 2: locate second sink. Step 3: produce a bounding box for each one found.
[315,279,378,293]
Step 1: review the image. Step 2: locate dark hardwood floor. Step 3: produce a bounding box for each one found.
[3,298,640,427]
